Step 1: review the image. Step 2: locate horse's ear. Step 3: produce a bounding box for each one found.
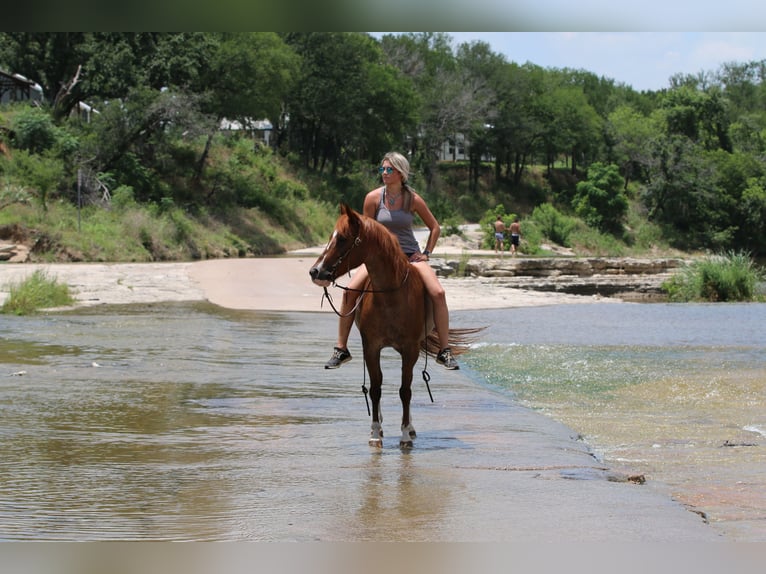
[340,203,361,221]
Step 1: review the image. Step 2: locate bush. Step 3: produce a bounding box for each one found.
[1,269,74,314]
[572,162,628,233]
[663,251,764,302]
[11,107,58,154]
[529,203,578,247]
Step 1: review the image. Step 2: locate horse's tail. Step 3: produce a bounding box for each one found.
[421,326,486,357]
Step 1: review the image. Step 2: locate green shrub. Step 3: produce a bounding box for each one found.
[111,185,137,209]
[1,269,74,315]
[572,162,628,233]
[12,107,58,154]
[529,203,578,247]
[663,251,764,302]
[2,149,65,213]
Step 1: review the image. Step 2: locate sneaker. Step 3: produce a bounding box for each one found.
[325,347,352,369]
[436,347,459,370]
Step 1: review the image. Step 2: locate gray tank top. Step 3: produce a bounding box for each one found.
[376,190,420,255]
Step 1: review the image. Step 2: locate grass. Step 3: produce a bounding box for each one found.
[663,251,765,302]
[1,269,75,315]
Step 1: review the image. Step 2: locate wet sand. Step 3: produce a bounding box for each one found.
[0,256,723,541]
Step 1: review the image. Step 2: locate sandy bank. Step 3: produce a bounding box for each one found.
[0,257,617,312]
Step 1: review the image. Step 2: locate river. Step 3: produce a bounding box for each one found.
[1,301,762,542]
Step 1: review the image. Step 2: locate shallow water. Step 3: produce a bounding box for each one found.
[0,301,761,541]
[459,303,766,540]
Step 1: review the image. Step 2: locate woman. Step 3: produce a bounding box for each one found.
[324,151,459,370]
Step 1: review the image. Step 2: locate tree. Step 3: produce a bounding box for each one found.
[573,162,627,233]
[454,40,504,192]
[380,32,495,191]
[195,32,299,179]
[607,104,657,189]
[285,32,414,174]
[642,134,720,247]
[661,85,732,152]
[537,79,603,175]
[739,177,766,254]
[0,33,221,121]
[491,62,548,185]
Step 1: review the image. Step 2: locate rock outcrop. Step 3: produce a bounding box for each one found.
[0,243,29,262]
[431,256,686,300]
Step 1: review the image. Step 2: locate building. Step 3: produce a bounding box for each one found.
[219,117,273,146]
[0,70,44,104]
[438,129,494,162]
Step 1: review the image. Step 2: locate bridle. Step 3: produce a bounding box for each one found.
[320,232,411,317]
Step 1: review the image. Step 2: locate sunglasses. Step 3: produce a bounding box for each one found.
[378,166,395,175]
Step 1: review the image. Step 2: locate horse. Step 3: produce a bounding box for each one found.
[309,203,481,448]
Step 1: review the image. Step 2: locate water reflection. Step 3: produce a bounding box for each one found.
[2,301,756,540]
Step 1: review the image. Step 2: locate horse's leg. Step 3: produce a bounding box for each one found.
[366,346,384,448]
[398,346,419,448]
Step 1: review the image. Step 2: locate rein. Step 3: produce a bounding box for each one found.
[321,268,411,317]
[320,231,411,318]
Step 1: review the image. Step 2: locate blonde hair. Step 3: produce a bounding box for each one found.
[382,151,410,184]
[381,151,415,211]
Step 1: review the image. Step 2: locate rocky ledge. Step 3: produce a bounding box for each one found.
[0,243,29,263]
[431,256,687,300]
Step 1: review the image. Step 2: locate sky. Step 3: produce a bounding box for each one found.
[433,32,766,92]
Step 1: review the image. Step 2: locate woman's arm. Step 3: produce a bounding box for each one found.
[411,192,440,257]
[362,188,381,218]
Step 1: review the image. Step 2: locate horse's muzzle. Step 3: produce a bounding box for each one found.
[309,264,333,287]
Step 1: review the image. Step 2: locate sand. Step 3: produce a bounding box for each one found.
[1,223,617,312]
[0,255,613,312]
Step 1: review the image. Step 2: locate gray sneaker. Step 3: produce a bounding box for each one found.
[436,347,459,370]
[325,347,352,369]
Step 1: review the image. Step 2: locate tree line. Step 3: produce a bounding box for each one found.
[2,32,766,255]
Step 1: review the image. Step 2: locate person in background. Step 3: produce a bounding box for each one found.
[324,151,459,370]
[509,217,521,256]
[493,215,507,256]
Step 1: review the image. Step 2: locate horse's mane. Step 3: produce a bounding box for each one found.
[364,217,410,267]
[338,207,410,277]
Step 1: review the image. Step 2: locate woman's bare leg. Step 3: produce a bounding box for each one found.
[325,265,368,369]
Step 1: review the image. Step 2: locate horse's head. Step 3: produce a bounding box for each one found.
[309,203,366,287]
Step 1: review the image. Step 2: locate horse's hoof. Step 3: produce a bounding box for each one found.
[369,438,383,448]
[399,440,413,449]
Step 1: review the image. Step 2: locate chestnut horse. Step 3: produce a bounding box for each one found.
[309,204,480,448]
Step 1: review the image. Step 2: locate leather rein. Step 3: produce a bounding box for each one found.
[321,233,410,318]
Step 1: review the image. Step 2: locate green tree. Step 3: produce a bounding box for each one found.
[661,85,732,152]
[573,162,627,233]
[195,32,299,179]
[5,149,64,213]
[491,62,548,185]
[380,32,495,191]
[538,78,603,175]
[642,135,719,248]
[286,32,413,174]
[0,32,220,120]
[78,86,207,203]
[606,104,657,190]
[454,39,503,192]
[739,177,766,254]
